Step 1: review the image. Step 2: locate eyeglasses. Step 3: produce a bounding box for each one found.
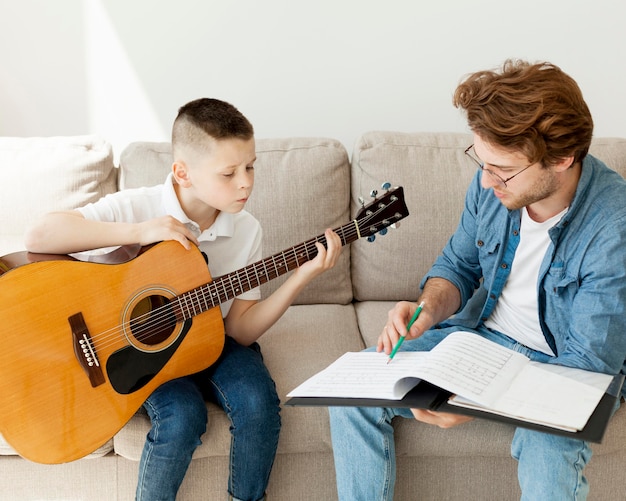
[464,144,533,188]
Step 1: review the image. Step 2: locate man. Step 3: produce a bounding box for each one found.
[329,60,626,500]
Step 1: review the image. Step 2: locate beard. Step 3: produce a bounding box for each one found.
[498,168,560,212]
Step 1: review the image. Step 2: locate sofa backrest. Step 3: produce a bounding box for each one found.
[119,138,353,305]
[0,136,116,256]
[350,132,626,303]
[589,138,626,177]
[3,132,623,307]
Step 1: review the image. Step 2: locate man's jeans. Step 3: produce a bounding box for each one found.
[136,336,281,501]
[329,326,594,501]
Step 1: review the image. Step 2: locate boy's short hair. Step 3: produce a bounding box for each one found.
[172,98,254,158]
[453,59,593,166]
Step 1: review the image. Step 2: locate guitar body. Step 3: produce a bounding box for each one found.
[0,241,224,464]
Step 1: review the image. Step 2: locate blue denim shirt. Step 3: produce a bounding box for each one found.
[423,155,626,396]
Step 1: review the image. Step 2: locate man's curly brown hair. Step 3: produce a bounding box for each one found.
[453,59,593,167]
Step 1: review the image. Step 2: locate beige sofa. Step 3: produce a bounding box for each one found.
[0,132,625,500]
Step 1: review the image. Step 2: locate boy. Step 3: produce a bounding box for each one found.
[25,98,342,501]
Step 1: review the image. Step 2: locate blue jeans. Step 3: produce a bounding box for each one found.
[329,326,595,501]
[136,336,281,501]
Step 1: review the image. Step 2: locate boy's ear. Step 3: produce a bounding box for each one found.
[172,160,192,186]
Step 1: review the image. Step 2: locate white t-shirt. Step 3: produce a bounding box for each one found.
[484,207,567,355]
[78,173,263,317]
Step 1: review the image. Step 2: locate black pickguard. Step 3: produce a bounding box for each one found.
[106,319,192,394]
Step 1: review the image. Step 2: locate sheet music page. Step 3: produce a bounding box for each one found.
[449,362,612,431]
[287,351,430,399]
[415,331,529,406]
[287,331,529,403]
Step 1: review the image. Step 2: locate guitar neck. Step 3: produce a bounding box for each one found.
[171,185,408,321]
[174,220,359,320]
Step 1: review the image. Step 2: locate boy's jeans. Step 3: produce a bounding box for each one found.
[329,326,593,501]
[136,336,281,501]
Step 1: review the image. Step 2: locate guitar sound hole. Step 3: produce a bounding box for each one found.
[129,295,176,346]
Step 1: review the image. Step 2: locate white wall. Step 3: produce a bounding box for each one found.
[1,0,625,157]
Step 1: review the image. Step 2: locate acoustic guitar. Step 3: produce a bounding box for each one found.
[0,186,408,464]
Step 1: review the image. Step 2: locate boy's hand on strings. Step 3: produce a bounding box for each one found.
[295,228,342,280]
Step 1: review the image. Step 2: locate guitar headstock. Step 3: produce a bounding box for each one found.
[355,185,409,242]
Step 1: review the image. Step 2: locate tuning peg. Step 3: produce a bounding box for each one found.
[369,189,378,198]
[358,196,365,208]
[379,228,388,236]
[381,182,391,190]
[390,222,401,229]
[367,235,376,242]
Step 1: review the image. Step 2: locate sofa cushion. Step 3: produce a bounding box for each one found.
[119,138,352,305]
[0,433,113,459]
[0,135,116,256]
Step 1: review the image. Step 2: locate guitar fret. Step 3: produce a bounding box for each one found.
[300,245,308,264]
[179,294,190,319]
[192,289,201,315]
[187,291,196,317]
[271,255,279,277]
[173,297,184,322]
[187,292,197,317]
[209,284,217,307]
[282,251,289,271]
[292,247,299,267]
[253,263,262,288]
[178,294,187,319]
[220,279,229,304]
[339,225,347,245]
[227,275,234,296]
[262,261,269,282]
[210,282,221,304]
[243,267,253,291]
[236,270,244,295]
[199,285,210,311]
[313,238,320,258]
[229,274,240,296]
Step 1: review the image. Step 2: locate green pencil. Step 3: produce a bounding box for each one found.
[387,301,425,364]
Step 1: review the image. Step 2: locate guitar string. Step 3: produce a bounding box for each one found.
[84,201,395,352]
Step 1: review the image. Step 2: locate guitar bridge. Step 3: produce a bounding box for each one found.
[69,312,105,388]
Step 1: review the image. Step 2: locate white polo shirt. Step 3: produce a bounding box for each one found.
[78,173,263,317]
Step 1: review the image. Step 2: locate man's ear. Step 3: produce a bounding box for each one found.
[554,155,576,172]
[172,160,192,187]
